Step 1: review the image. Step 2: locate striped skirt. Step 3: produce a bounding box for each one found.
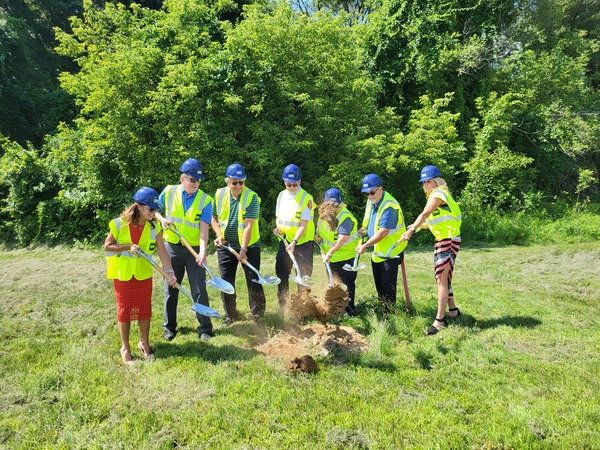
[434,237,461,286]
[113,277,153,322]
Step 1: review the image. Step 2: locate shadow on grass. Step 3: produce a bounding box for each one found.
[326,350,398,372]
[475,315,542,329]
[152,341,262,363]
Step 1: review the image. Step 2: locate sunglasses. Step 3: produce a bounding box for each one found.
[230,180,245,186]
[141,204,156,212]
[185,176,200,184]
[285,182,299,187]
[365,187,380,197]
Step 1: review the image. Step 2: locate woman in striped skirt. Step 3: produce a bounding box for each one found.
[399,165,462,335]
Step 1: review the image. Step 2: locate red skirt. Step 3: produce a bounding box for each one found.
[114,277,153,322]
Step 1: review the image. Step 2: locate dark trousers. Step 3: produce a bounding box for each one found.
[330,258,357,311]
[216,246,266,321]
[371,252,404,310]
[163,242,213,335]
[276,240,314,308]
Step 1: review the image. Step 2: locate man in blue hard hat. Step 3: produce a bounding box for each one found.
[211,163,266,324]
[273,164,315,310]
[356,173,407,312]
[158,158,214,341]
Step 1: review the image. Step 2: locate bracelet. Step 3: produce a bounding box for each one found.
[165,269,174,274]
[240,247,248,252]
[292,239,298,244]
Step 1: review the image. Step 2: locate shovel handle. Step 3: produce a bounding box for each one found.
[156,212,201,260]
[221,244,248,264]
[136,249,181,289]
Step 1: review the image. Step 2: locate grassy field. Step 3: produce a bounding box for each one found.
[0,242,599,449]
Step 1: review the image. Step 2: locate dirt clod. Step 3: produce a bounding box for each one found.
[287,355,318,373]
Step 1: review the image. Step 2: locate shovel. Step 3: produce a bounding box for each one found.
[373,241,401,260]
[276,235,311,287]
[314,241,334,287]
[221,243,280,286]
[136,248,221,318]
[157,213,235,295]
[342,251,367,272]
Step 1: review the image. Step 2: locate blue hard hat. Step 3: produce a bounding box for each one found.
[361,174,382,192]
[282,164,302,182]
[133,187,160,210]
[179,158,205,180]
[418,165,442,182]
[225,163,246,179]
[323,188,343,204]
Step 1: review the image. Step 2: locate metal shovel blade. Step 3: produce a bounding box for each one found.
[343,252,367,271]
[191,302,222,318]
[206,278,235,295]
[289,274,311,287]
[202,262,235,294]
[252,274,281,285]
[178,283,222,318]
[243,260,281,286]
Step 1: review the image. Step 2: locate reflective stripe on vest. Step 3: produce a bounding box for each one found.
[317,207,359,262]
[106,217,158,281]
[275,188,315,244]
[362,191,407,263]
[162,185,211,246]
[215,186,260,246]
[426,188,462,240]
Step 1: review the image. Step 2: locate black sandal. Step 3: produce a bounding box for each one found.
[448,307,461,318]
[425,317,446,336]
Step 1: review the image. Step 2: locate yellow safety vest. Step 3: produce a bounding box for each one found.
[317,206,359,263]
[276,188,315,244]
[106,218,160,281]
[362,191,407,263]
[162,185,212,246]
[426,188,462,240]
[215,186,261,246]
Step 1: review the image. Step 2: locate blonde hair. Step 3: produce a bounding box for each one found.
[425,177,451,198]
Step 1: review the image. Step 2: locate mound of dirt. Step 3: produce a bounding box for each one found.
[255,323,368,359]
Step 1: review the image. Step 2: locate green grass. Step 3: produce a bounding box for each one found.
[1,243,599,449]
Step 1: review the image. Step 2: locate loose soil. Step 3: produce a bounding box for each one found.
[255,323,368,360]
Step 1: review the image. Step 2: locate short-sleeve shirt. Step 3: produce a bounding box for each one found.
[212,193,260,247]
[367,202,398,238]
[158,188,212,224]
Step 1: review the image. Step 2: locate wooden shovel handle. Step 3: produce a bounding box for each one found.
[156,212,200,260]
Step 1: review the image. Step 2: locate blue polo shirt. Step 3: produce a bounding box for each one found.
[367,201,398,238]
[158,188,212,224]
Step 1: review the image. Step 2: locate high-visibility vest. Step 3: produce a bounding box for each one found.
[362,191,407,263]
[317,206,359,262]
[215,186,261,246]
[426,188,462,240]
[106,218,159,281]
[162,185,212,246]
[275,188,315,244]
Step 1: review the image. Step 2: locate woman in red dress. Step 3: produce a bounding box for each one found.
[104,187,177,364]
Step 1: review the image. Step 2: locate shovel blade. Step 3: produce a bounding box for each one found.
[206,279,235,295]
[191,303,222,318]
[289,274,311,287]
[262,275,281,285]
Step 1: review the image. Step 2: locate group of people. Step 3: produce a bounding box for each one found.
[105,159,462,364]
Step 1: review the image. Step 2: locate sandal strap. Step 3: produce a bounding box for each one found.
[435,317,446,323]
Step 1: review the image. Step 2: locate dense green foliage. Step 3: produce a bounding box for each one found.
[0,0,598,246]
